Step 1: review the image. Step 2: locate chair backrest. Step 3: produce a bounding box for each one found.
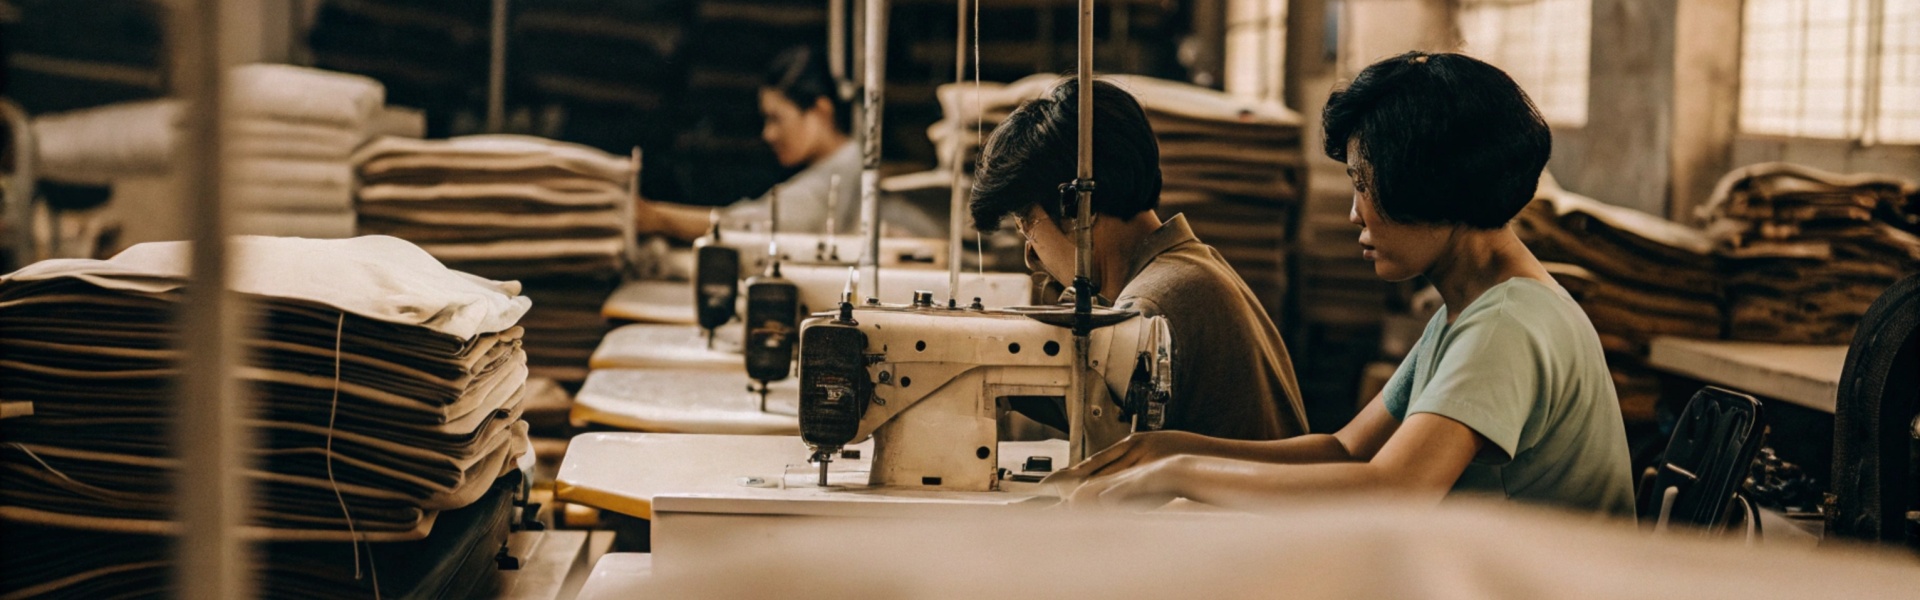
[1827,272,1920,547]
[1643,386,1767,531]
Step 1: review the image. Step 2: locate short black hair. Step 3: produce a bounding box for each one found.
[1323,51,1551,229]
[970,78,1162,233]
[765,46,850,133]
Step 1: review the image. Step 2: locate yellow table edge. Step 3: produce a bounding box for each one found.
[555,479,656,521]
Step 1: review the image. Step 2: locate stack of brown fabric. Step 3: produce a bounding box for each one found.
[921,74,1305,315]
[0,236,531,597]
[1515,175,1723,422]
[354,135,635,386]
[1699,162,1920,344]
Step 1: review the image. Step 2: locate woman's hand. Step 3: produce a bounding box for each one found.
[1041,430,1215,493]
[1061,455,1191,510]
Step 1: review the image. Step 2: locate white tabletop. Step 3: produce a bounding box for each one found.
[555,432,1065,519]
[570,369,800,435]
[573,553,654,600]
[589,323,743,371]
[602,279,695,324]
[1648,336,1847,413]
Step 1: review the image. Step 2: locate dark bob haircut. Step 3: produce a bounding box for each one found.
[969,78,1162,233]
[1323,51,1551,229]
[765,46,850,133]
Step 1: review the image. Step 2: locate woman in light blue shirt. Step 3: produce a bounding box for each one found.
[1049,52,1636,519]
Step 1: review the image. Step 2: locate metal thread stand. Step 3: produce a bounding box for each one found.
[1066,0,1098,464]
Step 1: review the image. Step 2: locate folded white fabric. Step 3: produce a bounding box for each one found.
[230,119,368,160]
[231,157,355,189]
[233,209,358,239]
[2,235,529,340]
[230,182,355,213]
[228,63,385,132]
[31,100,184,185]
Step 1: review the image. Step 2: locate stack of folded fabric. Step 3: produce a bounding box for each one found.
[1514,175,1722,422]
[227,64,386,239]
[353,135,634,386]
[0,473,519,599]
[918,74,1305,315]
[0,235,531,595]
[1699,162,1920,344]
[1516,175,1724,354]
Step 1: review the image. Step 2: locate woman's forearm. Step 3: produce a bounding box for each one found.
[636,201,717,242]
[1068,414,1483,511]
[1192,433,1364,465]
[1169,456,1424,511]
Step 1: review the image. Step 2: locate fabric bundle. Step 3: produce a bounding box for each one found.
[921,74,1305,315]
[0,474,519,600]
[227,64,386,239]
[0,236,531,596]
[1516,175,1724,355]
[1699,162,1920,344]
[30,99,184,185]
[1515,176,1722,423]
[353,135,634,386]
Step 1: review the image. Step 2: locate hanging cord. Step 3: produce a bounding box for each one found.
[325,312,381,598]
[7,442,149,503]
[973,0,985,282]
[973,0,982,154]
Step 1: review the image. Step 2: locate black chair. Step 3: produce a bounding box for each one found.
[1827,272,1920,549]
[1641,386,1767,534]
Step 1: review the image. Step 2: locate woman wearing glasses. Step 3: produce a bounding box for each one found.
[969,79,1308,442]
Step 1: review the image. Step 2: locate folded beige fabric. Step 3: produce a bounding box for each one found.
[229,63,385,131]
[29,99,183,185]
[234,209,358,238]
[230,119,369,160]
[352,135,632,184]
[2,236,529,340]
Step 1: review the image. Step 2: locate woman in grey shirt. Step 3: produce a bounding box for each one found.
[636,46,936,240]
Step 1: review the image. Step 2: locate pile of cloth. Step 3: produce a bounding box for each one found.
[921,74,1306,315]
[0,474,519,599]
[1515,175,1722,422]
[353,135,634,386]
[1698,162,1920,344]
[29,64,391,244]
[226,64,386,238]
[0,235,531,597]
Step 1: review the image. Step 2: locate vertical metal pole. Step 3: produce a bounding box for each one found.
[946,0,969,306]
[2,100,36,268]
[173,0,251,597]
[829,0,850,98]
[1068,0,1097,463]
[857,0,889,301]
[623,148,642,273]
[487,0,508,132]
[851,0,866,126]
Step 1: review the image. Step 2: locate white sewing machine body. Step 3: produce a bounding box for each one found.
[797,302,1171,492]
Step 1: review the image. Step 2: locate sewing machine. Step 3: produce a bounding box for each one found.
[797,295,1172,491]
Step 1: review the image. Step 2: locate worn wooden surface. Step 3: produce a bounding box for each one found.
[1647,336,1846,413]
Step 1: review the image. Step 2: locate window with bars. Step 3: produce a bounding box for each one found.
[1224,0,1286,101]
[1456,0,1593,128]
[1740,0,1920,144]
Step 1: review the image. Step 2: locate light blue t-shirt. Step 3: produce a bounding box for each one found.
[1383,278,1637,519]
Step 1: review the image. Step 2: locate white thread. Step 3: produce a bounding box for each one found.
[7,442,145,502]
[324,312,380,598]
[974,0,984,283]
